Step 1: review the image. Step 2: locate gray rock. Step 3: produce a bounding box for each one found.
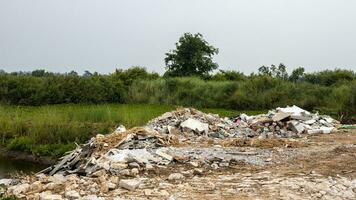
[8,183,30,196]
[119,179,141,191]
[65,190,80,199]
[168,173,184,181]
[40,192,63,200]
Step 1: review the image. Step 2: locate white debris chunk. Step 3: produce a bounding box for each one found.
[115,125,126,133]
[156,149,173,161]
[0,179,13,186]
[180,118,209,134]
[277,105,310,117]
[105,149,156,164]
[65,190,80,199]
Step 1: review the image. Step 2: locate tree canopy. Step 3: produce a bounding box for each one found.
[164,33,219,77]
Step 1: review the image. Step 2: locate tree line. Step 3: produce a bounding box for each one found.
[0,32,355,120]
[0,66,355,119]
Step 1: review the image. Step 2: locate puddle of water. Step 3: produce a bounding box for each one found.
[0,155,48,178]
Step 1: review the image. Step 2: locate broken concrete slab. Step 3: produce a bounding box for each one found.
[272,112,291,122]
[180,118,209,134]
[288,121,305,134]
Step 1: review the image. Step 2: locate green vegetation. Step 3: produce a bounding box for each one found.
[164,33,219,77]
[0,67,355,120]
[0,104,250,158]
[0,32,354,161]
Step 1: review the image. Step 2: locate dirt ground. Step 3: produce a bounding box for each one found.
[118,130,356,200]
[4,130,356,200]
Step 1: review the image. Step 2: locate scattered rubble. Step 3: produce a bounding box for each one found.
[1,106,352,200]
[119,179,141,191]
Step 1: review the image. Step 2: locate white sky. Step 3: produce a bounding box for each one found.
[0,0,355,74]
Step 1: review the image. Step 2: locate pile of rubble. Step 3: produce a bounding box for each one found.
[38,127,178,177]
[235,105,340,138]
[1,106,343,199]
[147,106,340,139]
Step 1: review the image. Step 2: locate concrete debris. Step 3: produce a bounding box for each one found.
[272,112,291,122]
[119,179,141,191]
[40,192,63,200]
[0,179,13,186]
[180,118,209,134]
[114,125,126,133]
[167,173,184,181]
[65,190,80,199]
[2,106,346,199]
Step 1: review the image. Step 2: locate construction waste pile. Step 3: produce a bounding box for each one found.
[1,106,345,200]
[147,105,340,139]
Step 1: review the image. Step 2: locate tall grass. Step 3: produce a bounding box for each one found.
[0,104,259,158]
[127,77,356,118]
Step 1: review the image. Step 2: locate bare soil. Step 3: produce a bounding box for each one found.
[122,130,356,199]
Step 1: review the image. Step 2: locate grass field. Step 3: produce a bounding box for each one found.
[0,104,265,158]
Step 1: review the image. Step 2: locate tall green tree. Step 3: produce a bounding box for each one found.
[164,33,219,77]
[289,67,305,82]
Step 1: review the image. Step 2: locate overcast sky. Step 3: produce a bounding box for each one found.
[0,0,355,74]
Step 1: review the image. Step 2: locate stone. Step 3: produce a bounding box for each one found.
[66,174,79,182]
[193,168,204,175]
[115,125,127,133]
[219,162,229,167]
[0,179,13,186]
[98,175,106,183]
[119,179,141,191]
[158,182,173,189]
[107,182,117,190]
[39,191,63,200]
[288,121,305,134]
[89,187,98,194]
[128,162,140,168]
[92,169,106,177]
[167,126,178,134]
[8,183,30,196]
[131,168,139,176]
[272,112,291,122]
[159,190,170,196]
[144,189,153,196]
[145,164,154,170]
[100,181,109,193]
[119,169,131,176]
[156,149,173,161]
[189,161,199,167]
[65,190,80,199]
[30,181,43,193]
[211,163,219,170]
[180,118,209,134]
[48,174,67,184]
[97,161,110,171]
[44,182,63,191]
[110,163,128,170]
[82,195,105,200]
[168,173,184,181]
[110,176,119,184]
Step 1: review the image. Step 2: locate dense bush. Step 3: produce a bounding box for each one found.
[0,67,355,119]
